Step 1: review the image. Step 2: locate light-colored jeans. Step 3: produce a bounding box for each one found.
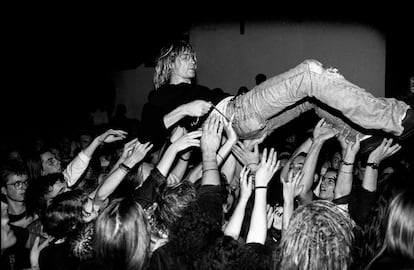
[226,59,409,140]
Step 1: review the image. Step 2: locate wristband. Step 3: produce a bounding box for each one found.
[366,162,379,169]
[255,186,267,189]
[341,160,354,166]
[203,168,219,173]
[119,163,132,172]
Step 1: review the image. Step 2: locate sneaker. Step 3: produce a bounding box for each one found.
[359,135,388,155]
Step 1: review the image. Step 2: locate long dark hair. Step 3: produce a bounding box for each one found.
[94,196,150,270]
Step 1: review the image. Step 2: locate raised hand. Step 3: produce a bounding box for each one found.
[243,132,268,151]
[201,114,223,154]
[272,205,283,230]
[282,170,304,203]
[312,118,338,143]
[120,138,139,161]
[255,148,280,187]
[171,130,202,153]
[338,133,361,156]
[124,141,153,168]
[239,166,253,202]
[232,141,260,169]
[221,113,237,143]
[184,100,213,117]
[30,236,54,269]
[368,138,401,164]
[97,129,128,144]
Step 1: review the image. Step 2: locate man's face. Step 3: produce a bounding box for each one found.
[1,174,28,203]
[172,51,197,81]
[1,201,17,250]
[40,151,62,175]
[319,171,337,201]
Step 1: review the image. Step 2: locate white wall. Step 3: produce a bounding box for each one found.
[191,21,385,95]
[113,20,385,120]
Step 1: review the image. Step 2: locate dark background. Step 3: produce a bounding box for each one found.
[2,6,413,143]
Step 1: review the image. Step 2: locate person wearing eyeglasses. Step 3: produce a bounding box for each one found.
[0,160,35,229]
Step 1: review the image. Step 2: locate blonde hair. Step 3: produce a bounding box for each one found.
[366,190,414,269]
[153,40,196,89]
[280,200,355,270]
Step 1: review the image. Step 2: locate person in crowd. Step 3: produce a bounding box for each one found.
[38,189,97,270]
[141,40,414,156]
[89,196,151,270]
[255,73,267,86]
[237,86,249,96]
[25,129,127,188]
[279,199,355,270]
[1,161,35,228]
[365,190,414,269]
[1,197,51,270]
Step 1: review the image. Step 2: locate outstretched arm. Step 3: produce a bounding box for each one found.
[64,129,127,187]
[200,115,223,186]
[156,130,202,178]
[298,119,338,204]
[95,140,153,201]
[334,134,360,199]
[362,138,401,192]
[281,170,304,235]
[224,166,253,240]
[246,148,280,244]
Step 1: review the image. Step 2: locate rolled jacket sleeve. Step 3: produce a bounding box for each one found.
[63,151,91,187]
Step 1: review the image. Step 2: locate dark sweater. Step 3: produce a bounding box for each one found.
[141,83,230,149]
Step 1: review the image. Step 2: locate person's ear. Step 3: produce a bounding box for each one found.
[1,186,7,196]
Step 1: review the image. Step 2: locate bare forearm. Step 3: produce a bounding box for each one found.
[163,105,187,129]
[217,138,236,166]
[156,146,179,177]
[362,167,378,192]
[202,152,220,186]
[96,166,128,201]
[220,154,237,184]
[282,200,294,236]
[246,189,267,244]
[223,198,249,239]
[83,137,101,158]
[300,142,323,196]
[335,153,355,198]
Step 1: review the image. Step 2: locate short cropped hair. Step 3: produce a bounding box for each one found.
[0,160,28,187]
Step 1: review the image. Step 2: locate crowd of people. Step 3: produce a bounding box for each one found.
[1,40,414,270]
